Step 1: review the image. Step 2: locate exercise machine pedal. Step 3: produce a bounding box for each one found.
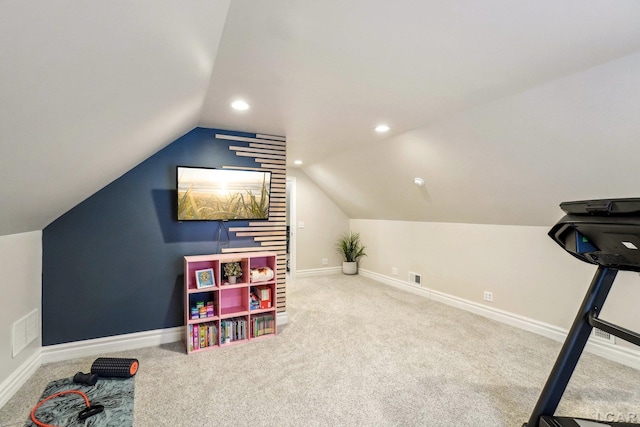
[538,416,638,426]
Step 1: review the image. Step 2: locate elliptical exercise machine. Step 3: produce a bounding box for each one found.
[524,198,640,427]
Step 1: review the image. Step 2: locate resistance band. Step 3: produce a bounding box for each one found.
[30,390,103,427]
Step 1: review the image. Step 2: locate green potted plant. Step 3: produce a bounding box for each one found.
[336,231,367,275]
[224,261,242,284]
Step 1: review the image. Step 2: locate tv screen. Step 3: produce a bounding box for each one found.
[177,166,271,221]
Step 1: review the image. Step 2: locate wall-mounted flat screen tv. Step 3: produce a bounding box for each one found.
[177,166,271,221]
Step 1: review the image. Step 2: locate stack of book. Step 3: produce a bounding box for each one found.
[220,317,247,344]
[252,314,275,337]
[188,322,217,351]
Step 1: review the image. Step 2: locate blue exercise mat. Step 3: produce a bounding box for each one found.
[25,376,134,427]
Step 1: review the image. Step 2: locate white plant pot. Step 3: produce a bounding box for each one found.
[228,276,237,284]
[342,261,357,275]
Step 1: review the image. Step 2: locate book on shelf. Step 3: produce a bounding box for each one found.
[252,313,275,337]
[199,324,206,349]
[193,324,199,350]
[190,323,218,351]
[250,292,260,310]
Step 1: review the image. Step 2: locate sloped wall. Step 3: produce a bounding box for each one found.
[42,128,286,345]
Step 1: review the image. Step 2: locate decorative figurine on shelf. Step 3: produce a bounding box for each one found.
[223,261,242,284]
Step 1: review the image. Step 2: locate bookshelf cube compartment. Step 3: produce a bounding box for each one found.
[249,256,277,284]
[187,293,218,323]
[220,286,249,316]
[250,284,274,311]
[221,258,247,285]
[185,259,220,291]
[251,313,275,338]
[220,316,249,345]
[188,321,219,352]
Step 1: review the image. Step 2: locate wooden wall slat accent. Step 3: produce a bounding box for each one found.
[257,158,289,165]
[216,134,286,146]
[261,164,287,169]
[255,236,287,241]
[249,221,286,227]
[249,143,287,151]
[219,132,288,313]
[236,152,283,160]
[222,245,284,253]
[256,133,286,141]
[235,231,287,237]
[229,227,284,233]
[221,166,269,172]
[230,146,286,156]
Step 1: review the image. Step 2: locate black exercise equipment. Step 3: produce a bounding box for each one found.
[524,198,640,427]
[30,390,104,426]
[73,371,98,386]
[91,357,139,378]
[30,356,139,426]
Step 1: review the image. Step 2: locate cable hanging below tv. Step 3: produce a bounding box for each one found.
[176,166,271,221]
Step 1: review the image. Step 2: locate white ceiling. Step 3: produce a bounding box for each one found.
[3,1,640,236]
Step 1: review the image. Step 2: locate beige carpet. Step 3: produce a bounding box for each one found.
[2,274,640,426]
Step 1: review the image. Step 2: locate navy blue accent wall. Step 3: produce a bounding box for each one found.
[42,128,261,345]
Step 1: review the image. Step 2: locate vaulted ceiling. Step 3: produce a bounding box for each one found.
[3,0,640,236]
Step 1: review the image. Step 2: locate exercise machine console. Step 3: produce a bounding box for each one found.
[524,198,640,427]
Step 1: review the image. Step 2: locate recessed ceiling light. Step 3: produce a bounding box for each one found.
[375,124,390,133]
[294,160,303,166]
[231,100,250,111]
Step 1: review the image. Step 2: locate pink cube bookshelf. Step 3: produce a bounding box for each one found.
[183,251,277,354]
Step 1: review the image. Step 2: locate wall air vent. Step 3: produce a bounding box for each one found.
[13,309,39,357]
[592,328,616,344]
[409,272,422,286]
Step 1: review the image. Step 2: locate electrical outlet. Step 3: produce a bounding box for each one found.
[322,258,328,265]
[391,267,398,275]
[483,291,493,302]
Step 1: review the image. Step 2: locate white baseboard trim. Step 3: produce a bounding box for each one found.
[277,311,288,326]
[360,269,640,371]
[3,314,288,408]
[296,267,342,277]
[39,312,289,365]
[360,269,432,299]
[41,326,183,364]
[0,350,41,408]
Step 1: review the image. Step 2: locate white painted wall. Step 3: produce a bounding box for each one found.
[0,231,42,388]
[287,168,349,272]
[351,219,640,333]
